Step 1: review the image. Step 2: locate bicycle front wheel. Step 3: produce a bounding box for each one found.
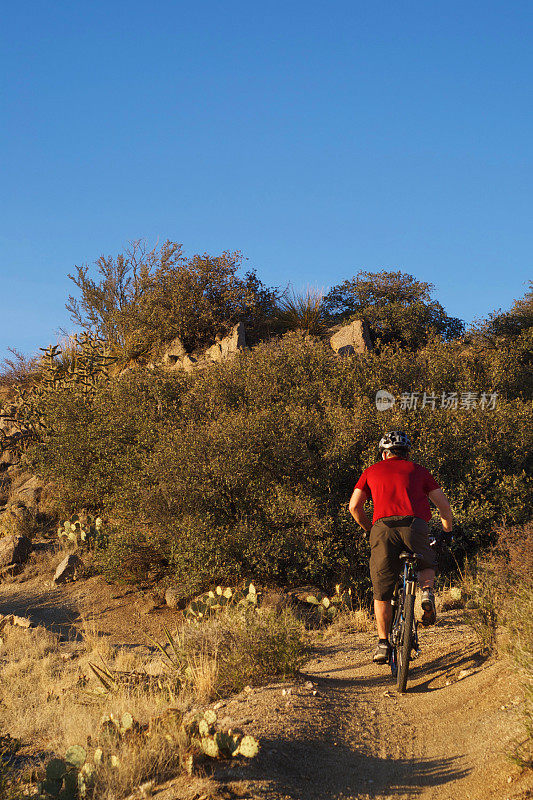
[396,592,415,693]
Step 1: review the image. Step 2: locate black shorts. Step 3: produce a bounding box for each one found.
[369,515,436,601]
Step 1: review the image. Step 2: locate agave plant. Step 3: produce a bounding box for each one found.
[275,287,328,335]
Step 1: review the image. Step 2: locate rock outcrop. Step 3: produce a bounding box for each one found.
[7,470,44,509]
[161,336,187,368]
[0,532,32,569]
[160,323,247,373]
[329,320,372,355]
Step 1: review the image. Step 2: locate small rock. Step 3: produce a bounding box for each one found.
[457,668,475,680]
[145,658,166,676]
[138,596,157,615]
[244,685,253,693]
[12,615,32,628]
[304,681,314,689]
[165,587,185,609]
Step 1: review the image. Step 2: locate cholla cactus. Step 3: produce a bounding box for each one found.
[0,333,115,457]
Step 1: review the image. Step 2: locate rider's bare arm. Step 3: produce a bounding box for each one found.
[428,488,454,533]
[349,487,372,534]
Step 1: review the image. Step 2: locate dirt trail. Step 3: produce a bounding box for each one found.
[217,612,532,800]
[0,571,531,800]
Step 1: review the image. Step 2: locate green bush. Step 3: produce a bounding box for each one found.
[323,270,464,349]
[179,605,307,696]
[66,240,278,360]
[24,324,531,594]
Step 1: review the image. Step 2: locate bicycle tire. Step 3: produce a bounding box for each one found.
[396,591,415,693]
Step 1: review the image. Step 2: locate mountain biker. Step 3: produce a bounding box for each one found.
[348,431,454,664]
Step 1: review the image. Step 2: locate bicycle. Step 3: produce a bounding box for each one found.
[388,535,437,693]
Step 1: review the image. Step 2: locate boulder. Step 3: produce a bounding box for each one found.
[330,320,372,355]
[205,323,246,363]
[161,337,187,368]
[205,341,223,363]
[0,533,32,569]
[53,553,84,584]
[182,354,197,373]
[0,504,34,539]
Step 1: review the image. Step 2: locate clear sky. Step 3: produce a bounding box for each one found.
[1,1,531,361]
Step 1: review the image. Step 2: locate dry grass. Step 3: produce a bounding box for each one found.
[0,603,307,797]
[326,606,374,637]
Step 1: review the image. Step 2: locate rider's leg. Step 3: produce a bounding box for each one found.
[374,599,392,639]
[417,568,435,590]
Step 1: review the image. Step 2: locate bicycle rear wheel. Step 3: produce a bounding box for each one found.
[396,591,415,693]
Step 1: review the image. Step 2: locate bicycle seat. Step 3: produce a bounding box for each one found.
[399,551,421,561]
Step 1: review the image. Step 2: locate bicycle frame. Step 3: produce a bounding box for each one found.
[389,557,419,680]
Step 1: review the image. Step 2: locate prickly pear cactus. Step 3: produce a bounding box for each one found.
[58,514,107,551]
[38,746,89,799]
[305,584,352,622]
[185,708,260,761]
[186,582,259,621]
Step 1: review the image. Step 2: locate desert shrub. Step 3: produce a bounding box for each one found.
[324,270,464,349]
[66,240,278,360]
[23,327,532,593]
[472,281,533,340]
[509,581,533,767]
[0,348,40,388]
[171,606,307,696]
[460,524,533,760]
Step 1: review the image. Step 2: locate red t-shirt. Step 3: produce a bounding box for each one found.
[354,458,440,523]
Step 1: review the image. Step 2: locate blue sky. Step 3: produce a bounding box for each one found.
[1,1,531,361]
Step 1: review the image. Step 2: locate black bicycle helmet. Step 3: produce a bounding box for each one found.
[378,430,411,452]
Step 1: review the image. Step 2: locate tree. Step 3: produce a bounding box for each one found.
[66,240,278,359]
[323,270,464,349]
[478,281,533,338]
